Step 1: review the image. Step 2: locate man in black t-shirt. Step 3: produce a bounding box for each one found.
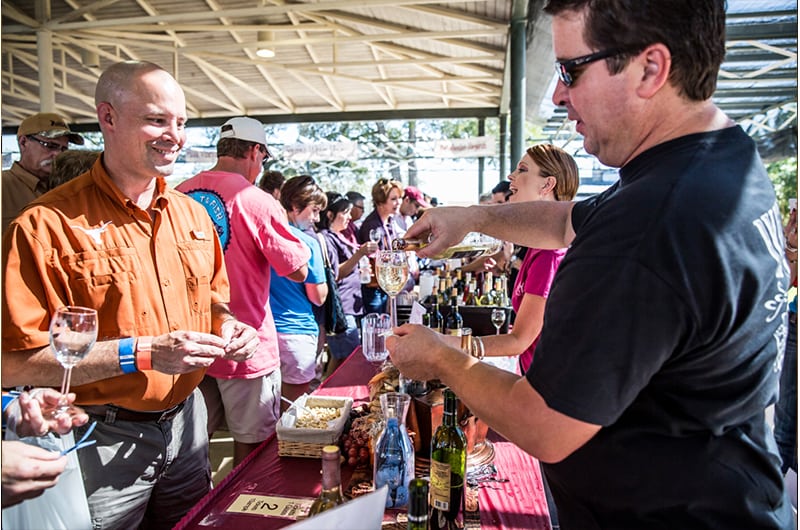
[386,1,794,528]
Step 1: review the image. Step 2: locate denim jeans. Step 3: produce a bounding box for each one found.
[362,285,388,315]
[775,311,797,474]
[327,314,361,360]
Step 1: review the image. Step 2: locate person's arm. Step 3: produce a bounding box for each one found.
[337,241,377,281]
[1,441,67,508]
[403,202,576,258]
[479,293,546,357]
[387,325,600,463]
[305,282,328,307]
[286,264,309,282]
[2,330,230,389]
[784,207,797,285]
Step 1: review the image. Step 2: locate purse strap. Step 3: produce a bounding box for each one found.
[316,233,332,268]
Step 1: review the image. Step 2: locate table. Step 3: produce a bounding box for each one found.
[175,351,553,530]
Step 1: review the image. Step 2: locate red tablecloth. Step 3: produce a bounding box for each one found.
[175,350,552,530]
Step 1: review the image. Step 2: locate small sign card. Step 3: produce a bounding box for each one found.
[226,494,314,520]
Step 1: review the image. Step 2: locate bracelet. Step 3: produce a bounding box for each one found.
[472,336,485,361]
[119,338,137,374]
[787,243,798,253]
[136,336,153,371]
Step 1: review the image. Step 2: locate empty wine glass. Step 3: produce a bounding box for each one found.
[369,228,382,244]
[490,308,506,335]
[49,306,98,417]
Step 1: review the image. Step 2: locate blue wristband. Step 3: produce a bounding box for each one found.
[119,338,137,374]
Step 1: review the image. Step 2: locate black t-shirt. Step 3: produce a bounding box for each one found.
[527,127,794,529]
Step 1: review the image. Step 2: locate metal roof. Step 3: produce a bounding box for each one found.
[2,0,797,149]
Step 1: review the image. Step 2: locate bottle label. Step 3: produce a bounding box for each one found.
[445,329,462,337]
[429,460,452,510]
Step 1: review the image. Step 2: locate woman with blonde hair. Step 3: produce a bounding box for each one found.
[470,144,579,373]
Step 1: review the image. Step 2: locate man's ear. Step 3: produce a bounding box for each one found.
[97,102,115,127]
[637,43,671,98]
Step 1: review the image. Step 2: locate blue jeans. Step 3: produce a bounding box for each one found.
[362,286,387,315]
[775,311,797,474]
[327,314,361,360]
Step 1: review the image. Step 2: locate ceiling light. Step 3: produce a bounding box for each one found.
[256,31,275,58]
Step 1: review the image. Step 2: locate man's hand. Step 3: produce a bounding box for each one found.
[5,389,89,438]
[151,331,229,373]
[386,324,459,381]
[219,319,259,362]
[402,206,472,258]
[1,441,67,508]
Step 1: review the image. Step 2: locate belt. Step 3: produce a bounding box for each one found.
[84,402,185,424]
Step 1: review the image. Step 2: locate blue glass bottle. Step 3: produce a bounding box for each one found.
[373,393,415,508]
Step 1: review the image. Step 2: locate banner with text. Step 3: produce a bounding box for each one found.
[283,140,358,162]
[433,136,496,158]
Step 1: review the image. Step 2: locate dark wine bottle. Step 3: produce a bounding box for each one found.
[429,300,444,333]
[308,445,345,515]
[429,389,466,530]
[444,292,462,336]
[407,478,429,530]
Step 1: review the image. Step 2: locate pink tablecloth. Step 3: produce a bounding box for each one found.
[175,350,552,530]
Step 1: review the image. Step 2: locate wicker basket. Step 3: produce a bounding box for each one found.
[276,395,353,458]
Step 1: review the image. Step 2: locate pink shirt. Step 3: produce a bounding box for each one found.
[177,171,310,378]
[511,247,566,372]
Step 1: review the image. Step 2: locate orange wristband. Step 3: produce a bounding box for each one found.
[136,336,153,371]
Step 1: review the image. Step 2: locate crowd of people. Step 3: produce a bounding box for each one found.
[0,1,796,529]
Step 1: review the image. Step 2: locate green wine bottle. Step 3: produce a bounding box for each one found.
[308,445,345,515]
[407,478,429,530]
[444,292,462,336]
[429,389,466,530]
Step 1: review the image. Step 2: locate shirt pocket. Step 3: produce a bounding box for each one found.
[176,239,213,318]
[61,246,141,335]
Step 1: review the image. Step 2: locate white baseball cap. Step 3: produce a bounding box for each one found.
[219,117,269,155]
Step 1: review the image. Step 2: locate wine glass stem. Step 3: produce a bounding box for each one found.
[59,366,73,408]
[389,295,398,328]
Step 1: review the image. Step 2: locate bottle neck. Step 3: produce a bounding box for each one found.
[321,456,341,491]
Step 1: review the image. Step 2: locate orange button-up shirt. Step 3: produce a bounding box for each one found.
[2,157,230,410]
[2,161,48,235]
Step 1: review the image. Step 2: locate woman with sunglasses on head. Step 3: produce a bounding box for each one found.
[269,175,329,405]
[317,193,378,371]
[356,178,411,314]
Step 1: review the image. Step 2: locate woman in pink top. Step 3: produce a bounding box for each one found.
[474,144,579,373]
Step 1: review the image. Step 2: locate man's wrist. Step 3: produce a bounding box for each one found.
[136,336,153,371]
[119,338,137,374]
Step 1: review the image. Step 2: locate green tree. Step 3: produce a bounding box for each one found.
[766,157,798,218]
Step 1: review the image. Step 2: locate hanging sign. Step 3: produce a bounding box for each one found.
[433,136,496,158]
[283,140,358,162]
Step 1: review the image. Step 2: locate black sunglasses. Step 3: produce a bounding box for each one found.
[26,135,68,153]
[554,48,631,87]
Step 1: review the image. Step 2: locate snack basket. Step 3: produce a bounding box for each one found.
[276,395,353,458]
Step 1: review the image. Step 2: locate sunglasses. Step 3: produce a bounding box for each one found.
[257,144,272,167]
[26,135,68,153]
[554,48,636,87]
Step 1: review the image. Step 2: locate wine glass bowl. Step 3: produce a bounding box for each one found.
[49,306,98,417]
[490,308,506,335]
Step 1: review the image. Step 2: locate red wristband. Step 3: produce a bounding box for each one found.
[136,336,153,371]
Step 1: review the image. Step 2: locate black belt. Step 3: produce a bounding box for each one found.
[84,402,185,424]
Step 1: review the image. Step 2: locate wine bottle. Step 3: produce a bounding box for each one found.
[391,232,502,260]
[444,291,462,336]
[308,445,345,515]
[407,478,429,530]
[429,300,444,333]
[429,389,466,530]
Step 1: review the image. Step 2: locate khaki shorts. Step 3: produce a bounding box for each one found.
[277,332,319,384]
[199,370,281,444]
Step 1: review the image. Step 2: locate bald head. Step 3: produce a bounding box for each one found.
[95,61,169,107]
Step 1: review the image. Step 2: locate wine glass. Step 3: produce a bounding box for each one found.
[369,228,382,244]
[490,308,506,335]
[375,250,410,328]
[49,306,98,417]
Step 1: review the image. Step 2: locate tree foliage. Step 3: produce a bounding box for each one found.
[766,157,798,218]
